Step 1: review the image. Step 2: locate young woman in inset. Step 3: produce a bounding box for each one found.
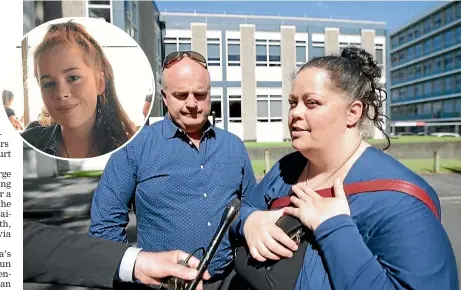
[22,21,135,158]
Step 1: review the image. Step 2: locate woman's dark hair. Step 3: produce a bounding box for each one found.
[32,21,136,154]
[2,90,14,107]
[299,46,390,149]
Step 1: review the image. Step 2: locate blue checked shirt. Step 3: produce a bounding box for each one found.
[89,116,256,276]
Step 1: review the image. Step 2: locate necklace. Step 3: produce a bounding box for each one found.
[306,140,363,190]
[62,137,98,158]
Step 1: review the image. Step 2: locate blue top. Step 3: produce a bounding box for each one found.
[235,146,458,290]
[89,116,257,276]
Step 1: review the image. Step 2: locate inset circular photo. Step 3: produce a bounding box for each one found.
[10,17,154,159]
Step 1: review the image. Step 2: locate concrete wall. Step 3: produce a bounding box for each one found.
[240,24,257,141]
[325,27,340,55]
[191,23,207,57]
[246,141,461,161]
[281,26,295,141]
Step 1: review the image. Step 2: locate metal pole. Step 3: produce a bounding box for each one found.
[264,149,270,175]
[211,111,216,126]
[433,151,439,173]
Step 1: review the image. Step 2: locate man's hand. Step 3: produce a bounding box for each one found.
[133,250,210,289]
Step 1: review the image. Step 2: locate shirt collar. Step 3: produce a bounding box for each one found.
[163,114,215,140]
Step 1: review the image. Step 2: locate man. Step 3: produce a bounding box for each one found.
[89,51,256,289]
[24,222,209,289]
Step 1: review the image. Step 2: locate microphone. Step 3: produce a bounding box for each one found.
[185,197,242,290]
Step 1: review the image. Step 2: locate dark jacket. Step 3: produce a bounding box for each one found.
[21,124,61,155]
[24,222,130,288]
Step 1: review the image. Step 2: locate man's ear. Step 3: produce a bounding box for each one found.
[97,71,105,95]
[161,88,168,107]
[347,100,363,128]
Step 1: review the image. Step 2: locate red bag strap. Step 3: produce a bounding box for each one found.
[270,179,439,219]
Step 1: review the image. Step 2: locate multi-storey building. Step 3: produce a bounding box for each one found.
[160,11,387,142]
[388,1,461,135]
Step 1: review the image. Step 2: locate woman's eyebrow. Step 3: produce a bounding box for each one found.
[39,67,79,81]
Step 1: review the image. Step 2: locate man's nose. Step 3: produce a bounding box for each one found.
[185,93,197,107]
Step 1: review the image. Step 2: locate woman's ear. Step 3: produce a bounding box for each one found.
[97,71,105,95]
[347,100,363,128]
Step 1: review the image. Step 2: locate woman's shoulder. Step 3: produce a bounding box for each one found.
[21,124,59,149]
[349,146,440,219]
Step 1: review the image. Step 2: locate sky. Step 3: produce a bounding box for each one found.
[155,1,447,32]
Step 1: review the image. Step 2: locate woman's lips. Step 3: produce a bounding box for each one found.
[56,104,78,113]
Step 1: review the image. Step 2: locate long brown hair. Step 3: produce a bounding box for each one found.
[33,20,136,154]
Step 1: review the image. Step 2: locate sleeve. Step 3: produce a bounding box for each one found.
[230,143,258,237]
[312,193,459,290]
[4,107,15,118]
[89,146,138,243]
[232,159,282,237]
[24,222,130,288]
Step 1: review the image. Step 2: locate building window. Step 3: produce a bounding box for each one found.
[228,95,242,122]
[310,41,324,60]
[210,95,222,121]
[227,39,240,66]
[375,47,383,67]
[255,39,281,67]
[424,81,432,96]
[423,39,431,54]
[256,94,282,122]
[444,6,454,24]
[456,98,461,112]
[207,38,221,66]
[433,34,443,51]
[296,40,307,68]
[88,0,111,23]
[443,99,454,113]
[432,12,442,30]
[415,43,423,58]
[164,37,192,58]
[444,29,454,48]
[124,0,137,39]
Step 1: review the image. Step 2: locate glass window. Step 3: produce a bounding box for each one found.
[456,98,461,112]
[415,43,423,58]
[423,102,431,114]
[456,26,461,42]
[229,96,242,122]
[424,18,431,33]
[270,99,282,119]
[443,99,454,113]
[179,43,191,51]
[444,29,454,47]
[434,79,443,93]
[227,43,240,62]
[444,53,454,70]
[456,74,461,90]
[210,95,222,119]
[424,81,432,96]
[375,48,383,64]
[424,40,431,54]
[445,76,454,93]
[165,43,177,56]
[433,34,443,51]
[257,99,269,119]
[444,6,454,24]
[256,44,267,62]
[433,13,442,29]
[456,50,461,67]
[207,43,220,62]
[310,46,324,60]
[457,2,461,18]
[269,45,281,62]
[296,46,306,63]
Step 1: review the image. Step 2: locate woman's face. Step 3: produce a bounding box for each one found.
[36,44,104,130]
[288,67,351,153]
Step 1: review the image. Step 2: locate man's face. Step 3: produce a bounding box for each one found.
[162,56,211,134]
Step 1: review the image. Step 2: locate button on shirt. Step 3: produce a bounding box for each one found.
[89,116,257,276]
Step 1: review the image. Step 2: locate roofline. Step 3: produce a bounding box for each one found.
[390,1,453,36]
[160,11,386,26]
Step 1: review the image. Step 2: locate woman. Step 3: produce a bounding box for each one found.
[3,90,23,130]
[21,21,135,158]
[235,47,458,289]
